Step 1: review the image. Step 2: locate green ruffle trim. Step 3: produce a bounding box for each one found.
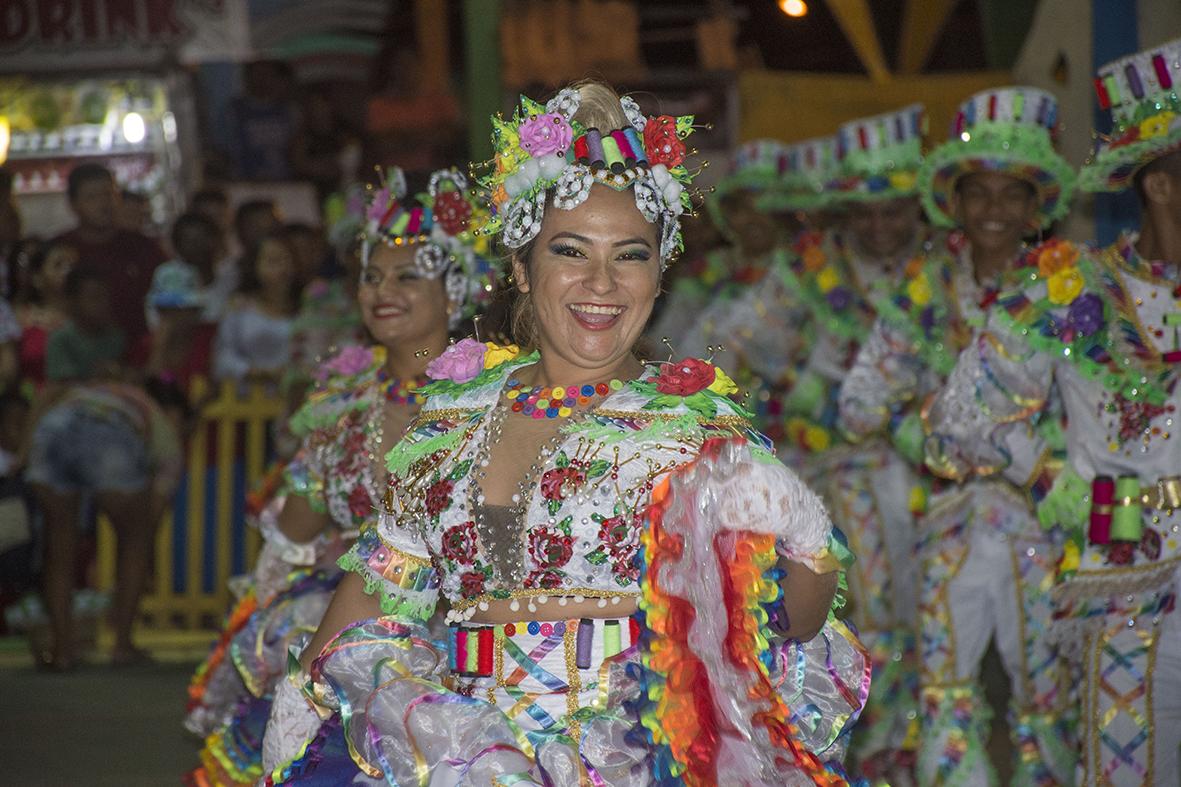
[288,346,386,438]
[872,255,961,377]
[336,551,435,623]
[386,424,470,476]
[777,250,875,345]
[628,378,754,422]
[918,123,1076,229]
[839,142,923,180]
[876,296,958,377]
[992,254,1171,404]
[891,411,925,466]
[418,350,540,399]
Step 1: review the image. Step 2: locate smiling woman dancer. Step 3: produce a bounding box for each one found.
[185,168,496,786]
[264,81,868,786]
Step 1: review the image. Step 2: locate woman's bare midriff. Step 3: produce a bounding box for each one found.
[468,596,638,624]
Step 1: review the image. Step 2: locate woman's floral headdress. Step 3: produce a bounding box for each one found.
[362,167,498,329]
[478,87,699,265]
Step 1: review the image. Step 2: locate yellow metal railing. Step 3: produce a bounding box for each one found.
[95,379,284,631]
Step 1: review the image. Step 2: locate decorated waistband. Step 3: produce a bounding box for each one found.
[448,615,640,678]
[1088,474,1181,545]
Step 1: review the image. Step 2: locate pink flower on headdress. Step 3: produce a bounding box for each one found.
[320,345,374,380]
[518,113,574,157]
[366,187,396,223]
[425,338,486,383]
[644,116,686,168]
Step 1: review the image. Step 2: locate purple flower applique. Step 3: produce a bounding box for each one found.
[826,286,852,310]
[1066,292,1104,338]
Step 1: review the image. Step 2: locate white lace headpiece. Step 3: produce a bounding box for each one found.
[479,88,700,266]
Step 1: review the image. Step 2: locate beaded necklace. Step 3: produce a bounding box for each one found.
[377,369,428,406]
[504,377,624,419]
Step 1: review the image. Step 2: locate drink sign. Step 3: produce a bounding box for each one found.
[0,0,251,72]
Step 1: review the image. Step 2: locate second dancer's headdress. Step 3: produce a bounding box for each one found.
[361,167,498,328]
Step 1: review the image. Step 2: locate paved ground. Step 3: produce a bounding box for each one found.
[0,660,201,786]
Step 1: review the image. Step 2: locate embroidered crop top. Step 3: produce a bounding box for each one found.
[282,345,389,533]
[341,343,846,624]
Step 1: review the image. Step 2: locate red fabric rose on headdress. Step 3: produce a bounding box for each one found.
[654,358,717,396]
[433,190,472,236]
[644,116,686,168]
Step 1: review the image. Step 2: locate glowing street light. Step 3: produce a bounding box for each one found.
[780,0,808,17]
[122,111,146,144]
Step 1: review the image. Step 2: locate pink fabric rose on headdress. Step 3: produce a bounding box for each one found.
[518,113,574,157]
[426,338,486,383]
[319,345,374,380]
[366,186,396,223]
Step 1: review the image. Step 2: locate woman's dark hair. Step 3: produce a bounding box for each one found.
[508,242,539,349]
[238,232,301,309]
[66,163,113,201]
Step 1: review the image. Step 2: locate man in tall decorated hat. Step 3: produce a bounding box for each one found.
[262,80,870,786]
[711,107,931,463]
[923,42,1181,787]
[842,86,1078,786]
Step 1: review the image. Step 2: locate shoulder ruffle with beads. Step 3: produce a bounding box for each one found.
[992,239,1174,404]
[289,345,386,439]
[781,230,877,343]
[873,231,978,376]
[416,340,755,425]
